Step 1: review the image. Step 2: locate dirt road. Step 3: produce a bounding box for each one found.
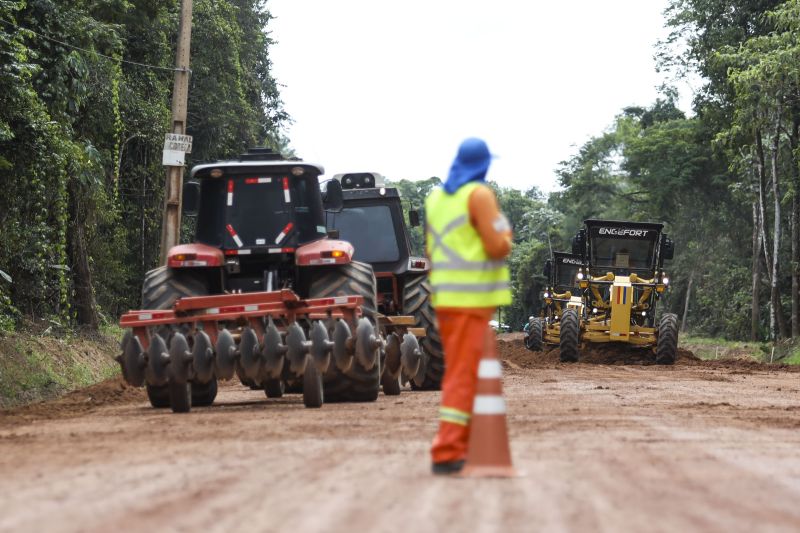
[2,335,800,532]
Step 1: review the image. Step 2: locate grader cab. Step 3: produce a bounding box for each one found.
[559,219,677,364]
[525,252,584,351]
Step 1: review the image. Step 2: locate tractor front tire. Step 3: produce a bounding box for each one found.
[656,313,679,365]
[403,275,444,390]
[525,318,543,351]
[310,261,380,402]
[559,309,580,363]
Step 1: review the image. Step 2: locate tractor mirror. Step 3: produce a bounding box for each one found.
[660,235,674,262]
[543,260,552,280]
[182,181,200,216]
[323,179,344,212]
[409,209,421,227]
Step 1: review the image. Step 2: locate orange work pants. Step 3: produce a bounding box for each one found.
[430,307,494,464]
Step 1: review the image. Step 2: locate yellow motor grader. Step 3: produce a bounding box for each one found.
[524,251,584,351]
[559,219,677,364]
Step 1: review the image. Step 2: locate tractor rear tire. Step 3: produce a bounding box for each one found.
[559,309,580,363]
[656,313,679,365]
[168,381,191,413]
[191,379,218,407]
[146,384,170,408]
[310,261,380,402]
[142,266,208,310]
[525,318,543,351]
[403,275,444,390]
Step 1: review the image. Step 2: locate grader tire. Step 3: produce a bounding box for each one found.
[403,275,444,390]
[310,261,380,402]
[559,309,580,363]
[656,313,679,365]
[525,318,543,351]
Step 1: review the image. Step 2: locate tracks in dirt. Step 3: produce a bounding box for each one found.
[1,340,800,532]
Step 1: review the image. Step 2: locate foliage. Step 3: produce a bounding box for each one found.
[0,0,289,331]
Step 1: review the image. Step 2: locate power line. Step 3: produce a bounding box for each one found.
[0,17,189,74]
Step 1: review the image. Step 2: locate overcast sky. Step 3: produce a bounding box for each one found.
[268,0,689,193]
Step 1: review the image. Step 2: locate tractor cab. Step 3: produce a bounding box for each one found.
[324,172,428,314]
[549,252,584,293]
[573,219,673,278]
[179,148,347,294]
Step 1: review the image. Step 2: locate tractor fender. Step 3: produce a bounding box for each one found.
[166,243,224,268]
[295,238,354,267]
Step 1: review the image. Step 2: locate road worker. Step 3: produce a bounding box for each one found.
[425,137,512,475]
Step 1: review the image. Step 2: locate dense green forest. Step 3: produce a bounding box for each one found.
[1,0,799,346]
[397,0,800,343]
[0,0,289,331]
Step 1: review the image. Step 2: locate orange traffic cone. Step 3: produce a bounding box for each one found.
[460,327,517,478]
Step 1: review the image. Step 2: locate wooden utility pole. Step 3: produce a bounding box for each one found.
[160,0,194,264]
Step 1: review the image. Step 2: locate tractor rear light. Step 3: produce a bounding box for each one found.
[408,258,428,271]
[321,250,347,259]
[174,253,196,261]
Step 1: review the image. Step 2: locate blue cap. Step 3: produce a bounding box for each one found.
[443,138,493,194]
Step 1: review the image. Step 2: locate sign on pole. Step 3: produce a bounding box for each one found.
[162,133,193,166]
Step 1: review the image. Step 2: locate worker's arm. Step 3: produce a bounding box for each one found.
[468,185,512,259]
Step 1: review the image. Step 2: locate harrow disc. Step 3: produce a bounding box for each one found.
[168,332,193,384]
[332,319,353,372]
[355,318,379,371]
[400,333,422,381]
[215,329,237,380]
[262,317,287,379]
[120,331,146,387]
[145,333,170,387]
[303,355,323,408]
[239,327,261,381]
[286,322,310,375]
[309,321,333,373]
[383,333,402,380]
[192,330,214,383]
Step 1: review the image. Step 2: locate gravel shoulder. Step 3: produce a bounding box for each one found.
[1,336,799,532]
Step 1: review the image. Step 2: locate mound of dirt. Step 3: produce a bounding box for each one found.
[0,377,145,428]
[498,336,700,368]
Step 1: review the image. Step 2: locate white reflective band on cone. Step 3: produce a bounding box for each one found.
[478,359,502,379]
[473,395,506,415]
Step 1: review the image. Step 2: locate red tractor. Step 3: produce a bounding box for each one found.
[117,149,420,412]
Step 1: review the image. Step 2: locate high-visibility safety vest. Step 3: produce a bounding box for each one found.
[425,183,512,308]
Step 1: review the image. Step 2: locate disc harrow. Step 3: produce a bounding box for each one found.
[117,289,424,412]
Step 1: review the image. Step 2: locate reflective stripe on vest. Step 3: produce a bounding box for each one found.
[425,183,512,308]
